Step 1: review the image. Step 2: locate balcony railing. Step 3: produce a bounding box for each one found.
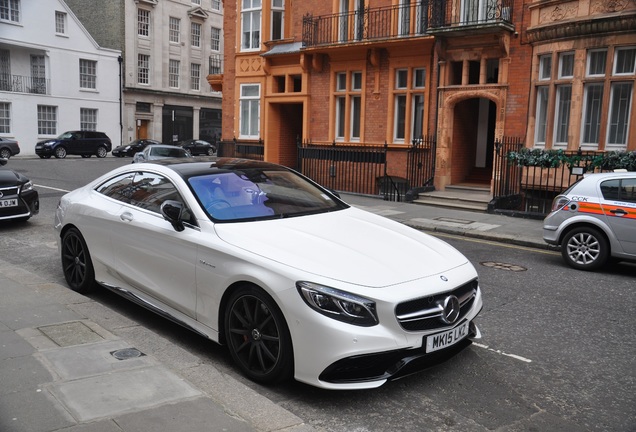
[302,0,513,47]
[209,54,223,75]
[0,74,50,95]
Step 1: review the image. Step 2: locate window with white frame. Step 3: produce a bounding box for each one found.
[0,0,20,23]
[192,0,201,4]
[539,54,552,80]
[239,84,260,138]
[80,108,97,131]
[607,47,635,149]
[581,83,603,149]
[138,54,150,84]
[211,0,221,10]
[55,11,66,34]
[169,17,180,43]
[211,27,221,51]
[191,63,200,91]
[271,0,284,41]
[393,67,426,143]
[241,0,261,51]
[587,49,607,76]
[138,9,150,37]
[534,86,549,147]
[334,71,363,141]
[79,59,97,89]
[0,102,10,133]
[37,105,57,135]
[553,85,571,148]
[169,59,180,88]
[191,22,201,47]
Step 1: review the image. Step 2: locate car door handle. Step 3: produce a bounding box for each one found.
[120,212,134,222]
[610,209,628,216]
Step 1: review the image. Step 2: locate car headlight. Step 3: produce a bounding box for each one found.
[296,281,378,327]
[20,181,33,193]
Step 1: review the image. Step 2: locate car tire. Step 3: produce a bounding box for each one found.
[207,148,215,156]
[96,146,108,158]
[61,228,97,293]
[224,285,294,384]
[54,146,67,159]
[0,148,11,159]
[561,226,609,271]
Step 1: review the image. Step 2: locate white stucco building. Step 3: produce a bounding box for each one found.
[0,0,122,156]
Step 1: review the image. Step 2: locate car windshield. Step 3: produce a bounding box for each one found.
[150,147,188,158]
[188,169,347,222]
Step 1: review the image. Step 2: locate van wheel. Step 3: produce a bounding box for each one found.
[54,147,67,159]
[96,146,107,158]
[561,227,609,271]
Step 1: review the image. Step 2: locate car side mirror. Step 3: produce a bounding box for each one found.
[160,200,185,232]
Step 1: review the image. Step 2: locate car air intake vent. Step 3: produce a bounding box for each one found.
[395,279,478,331]
[0,186,20,197]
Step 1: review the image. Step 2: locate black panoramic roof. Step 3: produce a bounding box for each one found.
[151,157,288,178]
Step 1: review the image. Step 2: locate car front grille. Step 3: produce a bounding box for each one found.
[395,278,478,331]
[0,186,19,196]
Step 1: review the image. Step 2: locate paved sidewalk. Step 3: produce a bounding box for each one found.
[341,193,547,250]
[0,192,548,432]
[0,261,315,432]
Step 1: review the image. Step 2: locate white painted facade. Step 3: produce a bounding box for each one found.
[0,0,122,156]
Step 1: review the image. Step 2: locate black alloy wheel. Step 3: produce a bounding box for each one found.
[224,286,293,384]
[207,147,215,156]
[561,226,609,271]
[61,228,96,293]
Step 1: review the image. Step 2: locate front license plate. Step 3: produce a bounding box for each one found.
[0,199,18,208]
[425,321,470,353]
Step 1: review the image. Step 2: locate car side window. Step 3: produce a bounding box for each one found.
[95,173,135,204]
[600,180,620,201]
[601,179,636,203]
[128,172,196,224]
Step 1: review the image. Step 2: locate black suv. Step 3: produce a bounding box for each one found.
[35,131,112,159]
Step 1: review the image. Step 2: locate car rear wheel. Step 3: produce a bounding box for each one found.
[96,146,108,158]
[561,227,609,271]
[224,285,293,384]
[0,148,11,159]
[61,228,96,293]
[54,147,67,159]
[207,148,215,156]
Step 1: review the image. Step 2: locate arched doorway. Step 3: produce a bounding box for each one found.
[450,97,496,186]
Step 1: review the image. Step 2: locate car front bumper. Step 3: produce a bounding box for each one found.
[284,265,484,390]
[0,190,39,221]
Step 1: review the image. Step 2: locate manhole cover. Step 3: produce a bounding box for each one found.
[480,261,527,272]
[111,348,145,360]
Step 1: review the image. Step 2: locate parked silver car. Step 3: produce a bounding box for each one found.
[132,144,192,163]
[543,172,636,270]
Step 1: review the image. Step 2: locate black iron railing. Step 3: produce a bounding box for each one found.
[302,0,513,47]
[491,140,622,215]
[0,74,49,94]
[209,54,223,75]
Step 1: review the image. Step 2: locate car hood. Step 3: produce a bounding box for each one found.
[214,207,470,287]
[0,169,27,186]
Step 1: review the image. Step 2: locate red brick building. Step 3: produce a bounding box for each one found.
[209,0,635,193]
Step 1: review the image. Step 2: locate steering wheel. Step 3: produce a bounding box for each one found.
[205,199,231,213]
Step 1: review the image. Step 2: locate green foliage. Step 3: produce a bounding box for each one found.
[507,148,636,171]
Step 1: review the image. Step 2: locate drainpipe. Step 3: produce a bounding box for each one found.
[118,55,123,147]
